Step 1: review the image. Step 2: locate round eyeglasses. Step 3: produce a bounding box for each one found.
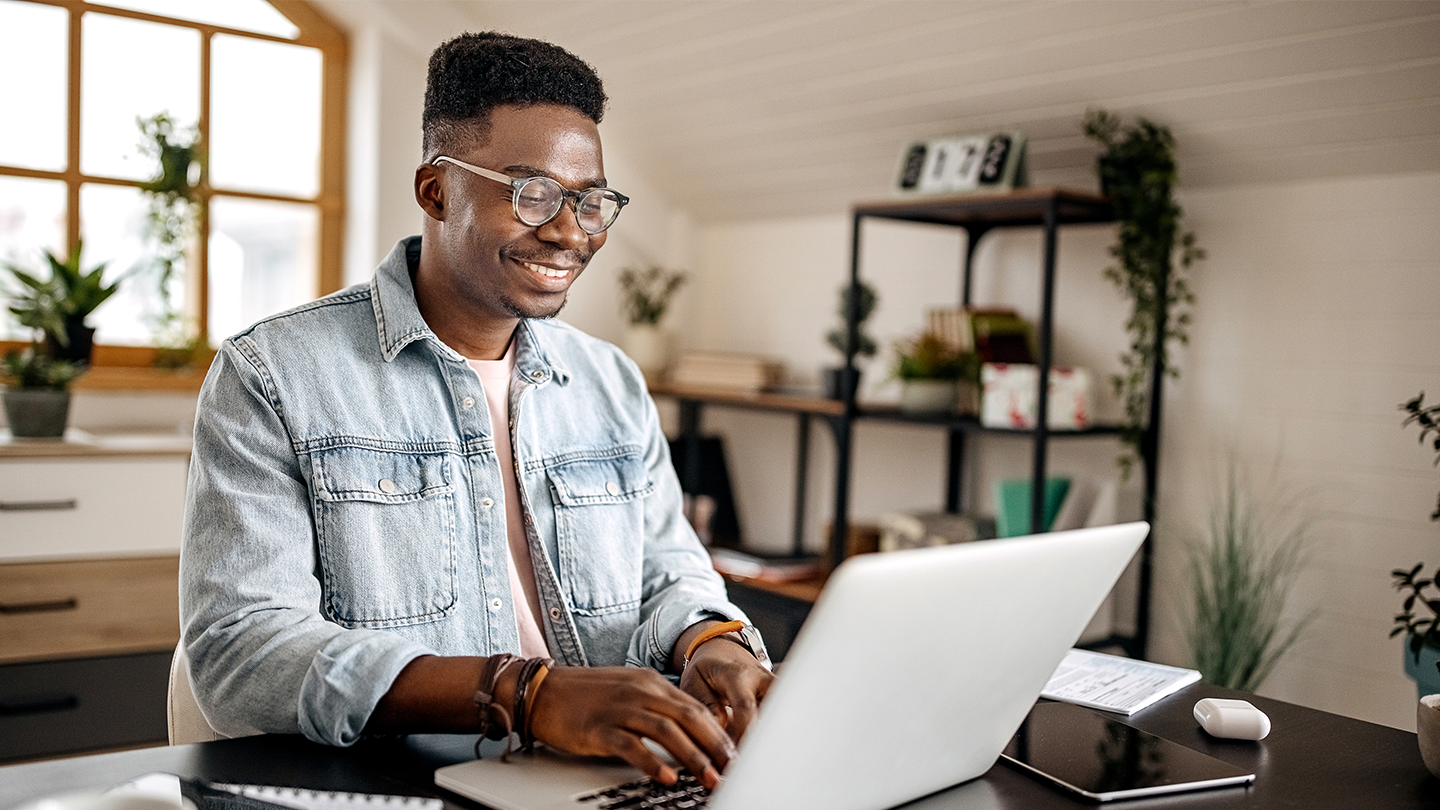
[433,155,629,235]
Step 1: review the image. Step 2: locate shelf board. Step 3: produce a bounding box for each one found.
[647,381,845,416]
[854,406,1122,435]
[853,186,1113,228]
[721,572,825,603]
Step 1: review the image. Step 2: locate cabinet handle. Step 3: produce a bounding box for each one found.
[0,499,78,512]
[0,597,79,614]
[0,695,79,716]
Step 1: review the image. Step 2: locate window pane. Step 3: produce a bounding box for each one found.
[0,177,68,341]
[208,197,318,342]
[79,183,181,346]
[81,13,200,181]
[210,34,322,197]
[99,0,298,39]
[0,0,68,171]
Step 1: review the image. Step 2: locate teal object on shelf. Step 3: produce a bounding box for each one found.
[1403,640,1440,699]
[995,477,1071,537]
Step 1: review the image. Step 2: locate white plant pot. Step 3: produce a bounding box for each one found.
[622,323,672,379]
[899,379,957,415]
[1419,694,1440,779]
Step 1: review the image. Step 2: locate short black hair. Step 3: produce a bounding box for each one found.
[422,32,607,159]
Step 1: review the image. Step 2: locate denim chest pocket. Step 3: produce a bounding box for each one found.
[548,449,653,615]
[311,446,458,628]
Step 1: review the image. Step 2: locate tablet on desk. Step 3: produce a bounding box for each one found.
[1000,702,1255,802]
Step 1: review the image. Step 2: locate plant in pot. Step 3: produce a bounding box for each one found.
[136,111,207,366]
[4,241,120,366]
[822,280,878,400]
[2,346,86,439]
[618,265,686,378]
[1391,391,1440,776]
[892,331,977,416]
[1183,459,1313,692]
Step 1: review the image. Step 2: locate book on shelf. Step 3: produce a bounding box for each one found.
[994,477,1071,537]
[671,352,784,392]
[1040,648,1201,715]
[709,547,821,583]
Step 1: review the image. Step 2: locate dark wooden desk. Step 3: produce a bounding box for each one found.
[1,683,1433,809]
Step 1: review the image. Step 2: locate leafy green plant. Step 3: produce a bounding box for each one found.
[825,280,878,360]
[136,112,203,345]
[1083,109,1204,480]
[1184,462,1313,691]
[1402,392,1440,521]
[618,266,686,326]
[3,241,119,350]
[1391,392,1440,666]
[2,346,86,391]
[893,332,976,381]
[1392,564,1440,662]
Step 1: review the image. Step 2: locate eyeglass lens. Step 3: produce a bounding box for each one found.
[514,177,624,235]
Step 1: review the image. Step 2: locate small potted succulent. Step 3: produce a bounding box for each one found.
[822,280,878,400]
[2,346,86,438]
[618,265,686,378]
[4,241,120,366]
[892,331,978,415]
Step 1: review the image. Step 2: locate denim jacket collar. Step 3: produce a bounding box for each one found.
[371,236,570,386]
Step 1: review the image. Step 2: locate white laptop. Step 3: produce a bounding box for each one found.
[435,522,1149,810]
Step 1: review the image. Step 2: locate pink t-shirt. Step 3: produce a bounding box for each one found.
[468,345,549,658]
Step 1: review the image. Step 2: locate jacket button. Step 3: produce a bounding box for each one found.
[462,396,475,409]
[549,607,562,620]
[378,479,396,494]
[480,497,494,508]
[606,482,620,496]
[531,370,544,379]
[490,598,503,611]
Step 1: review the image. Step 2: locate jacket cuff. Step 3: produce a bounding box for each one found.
[298,633,432,747]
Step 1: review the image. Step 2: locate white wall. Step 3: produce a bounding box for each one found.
[683,171,1440,732]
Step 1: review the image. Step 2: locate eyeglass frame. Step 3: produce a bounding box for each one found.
[432,155,630,235]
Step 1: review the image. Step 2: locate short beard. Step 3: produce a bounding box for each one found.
[503,295,567,321]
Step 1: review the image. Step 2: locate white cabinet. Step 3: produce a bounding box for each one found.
[0,456,187,562]
[0,435,189,760]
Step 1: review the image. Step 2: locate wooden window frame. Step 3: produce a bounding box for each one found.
[0,0,347,392]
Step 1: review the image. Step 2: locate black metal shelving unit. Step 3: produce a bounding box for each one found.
[832,187,1157,659]
[657,187,1161,661]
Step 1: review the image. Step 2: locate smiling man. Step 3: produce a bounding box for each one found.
[181,32,771,789]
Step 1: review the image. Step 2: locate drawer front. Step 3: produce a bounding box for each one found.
[0,556,180,664]
[0,458,187,560]
[0,652,170,762]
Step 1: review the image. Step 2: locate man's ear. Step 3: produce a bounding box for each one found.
[415,164,446,220]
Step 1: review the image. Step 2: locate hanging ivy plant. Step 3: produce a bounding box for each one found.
[1083,109,1204,478]
[136,112,206,363]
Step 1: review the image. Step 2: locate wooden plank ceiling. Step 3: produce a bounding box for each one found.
[318,0,1440,221]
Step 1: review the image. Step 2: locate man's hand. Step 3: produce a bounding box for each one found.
[528,665,736,789]
[677,630,774,743]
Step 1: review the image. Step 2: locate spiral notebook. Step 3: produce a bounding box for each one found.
[207,783,443,810]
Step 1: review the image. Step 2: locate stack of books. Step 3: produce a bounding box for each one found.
[671,352,784,392]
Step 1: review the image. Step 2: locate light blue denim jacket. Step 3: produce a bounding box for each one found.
[180,237,745,746]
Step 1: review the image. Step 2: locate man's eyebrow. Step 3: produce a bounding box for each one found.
[503,164,607,188]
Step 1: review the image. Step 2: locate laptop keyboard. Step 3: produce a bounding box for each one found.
[574,773,711,809]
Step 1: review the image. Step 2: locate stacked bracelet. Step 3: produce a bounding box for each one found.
[473,653,555,760]
[508,656,556,758]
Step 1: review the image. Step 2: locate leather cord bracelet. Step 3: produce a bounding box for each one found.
[683,620,747,667]
[473,653,520,758]
[507,656,556,758]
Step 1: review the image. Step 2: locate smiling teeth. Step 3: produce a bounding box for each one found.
[524,261,569,279]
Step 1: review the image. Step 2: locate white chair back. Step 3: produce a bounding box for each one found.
[167,640,228,745]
